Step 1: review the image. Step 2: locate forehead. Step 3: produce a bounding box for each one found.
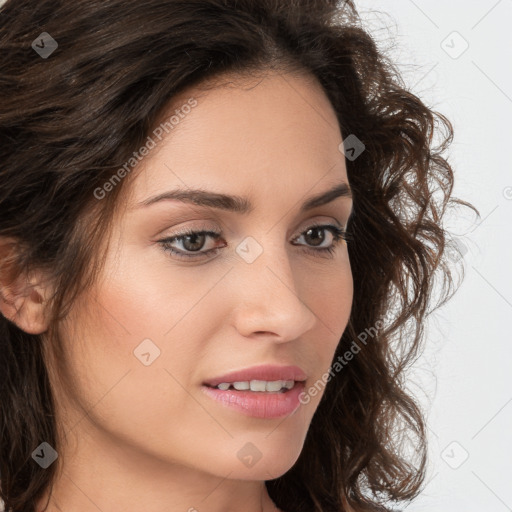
[126,70,348,208]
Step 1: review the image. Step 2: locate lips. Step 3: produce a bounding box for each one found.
[202,364,307,388]
[201,380,306,419]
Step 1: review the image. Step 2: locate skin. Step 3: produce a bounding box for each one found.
[1,69,354,512]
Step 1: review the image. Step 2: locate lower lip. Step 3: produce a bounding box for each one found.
[200,381,305,419]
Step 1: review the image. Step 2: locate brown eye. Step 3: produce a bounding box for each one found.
[159,229,224,260]
[158,224,348,262]
[180,232,207,252]
[303,226,327,247]
[292,224,348,256]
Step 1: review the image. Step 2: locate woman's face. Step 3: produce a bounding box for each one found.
[52,70,353,486]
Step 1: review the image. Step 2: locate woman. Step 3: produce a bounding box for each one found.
[0,1,478,511]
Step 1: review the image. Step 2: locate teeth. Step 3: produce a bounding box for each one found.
[214,380,295,392]
[250,380,267,392]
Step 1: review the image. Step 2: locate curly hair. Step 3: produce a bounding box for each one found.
[0,1,478,511]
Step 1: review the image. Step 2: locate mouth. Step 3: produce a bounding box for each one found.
[200,364,308,418]
[200,379,306,419]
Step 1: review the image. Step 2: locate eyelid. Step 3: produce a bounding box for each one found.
[158,214,346,239]
[296,215,344,232]
[157,218,350,262]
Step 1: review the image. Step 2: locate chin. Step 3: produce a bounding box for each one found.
[219,443,303,481]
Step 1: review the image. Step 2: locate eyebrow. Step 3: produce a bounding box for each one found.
[136,182,352,214]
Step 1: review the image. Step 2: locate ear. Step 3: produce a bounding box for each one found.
[0,238,53,335]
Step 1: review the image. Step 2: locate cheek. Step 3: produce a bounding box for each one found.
[55,243,208,407]
[75,241,231,391]
[54,270,209,454]
[304,261,353,399]
[304,258,353,337]
[92,241,210,343]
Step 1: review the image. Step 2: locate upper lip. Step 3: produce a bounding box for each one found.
[202,364,308,387]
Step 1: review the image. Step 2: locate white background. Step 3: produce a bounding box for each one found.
[354,1,512,511]
[1,0,510,510]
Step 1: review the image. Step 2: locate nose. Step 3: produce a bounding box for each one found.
[228,238,318,342]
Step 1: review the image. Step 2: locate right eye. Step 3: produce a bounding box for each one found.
[158,229,225,260]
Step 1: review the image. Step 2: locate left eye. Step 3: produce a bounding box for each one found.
[158,223,349,261]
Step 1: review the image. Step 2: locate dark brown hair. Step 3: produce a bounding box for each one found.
[0,1,478,511]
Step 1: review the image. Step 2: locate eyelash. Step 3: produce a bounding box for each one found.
[158,223,350,261]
